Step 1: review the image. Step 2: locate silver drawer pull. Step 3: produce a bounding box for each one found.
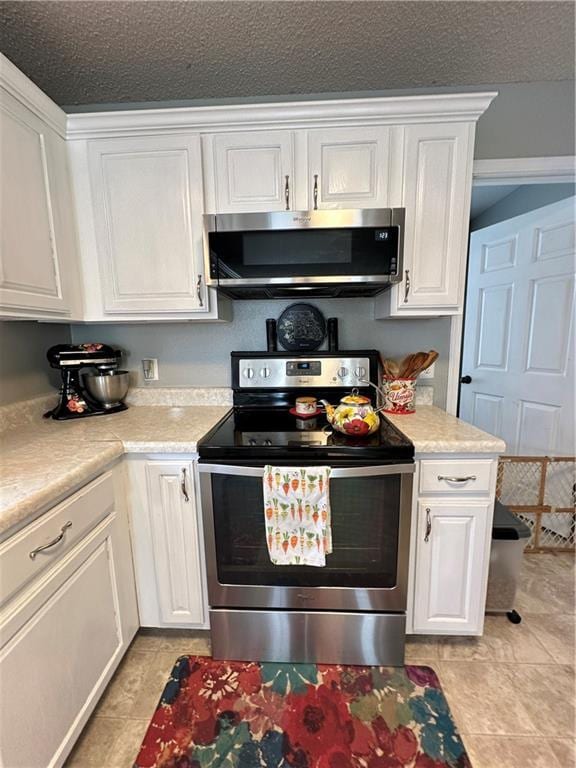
[181,468,190,502]
[437,475,477,483]
[29,521,72,559]
[424,507,432,542]
[196,275,204,307]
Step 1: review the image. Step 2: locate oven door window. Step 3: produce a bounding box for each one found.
[209,228,399,280]
[210,474,400,588]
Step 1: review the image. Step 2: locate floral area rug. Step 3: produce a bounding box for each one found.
[134,656,471,768]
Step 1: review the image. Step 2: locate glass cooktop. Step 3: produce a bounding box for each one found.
[197,407,414,462]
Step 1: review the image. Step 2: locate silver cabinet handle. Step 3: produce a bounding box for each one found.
[196,275,204,307]
[313,174,319,210]
[424,507,432,542]
[404,269,410,303]
[181,468,190,502]
[29,521,72,559]
[437,475,477,483]
[284,175,290,210]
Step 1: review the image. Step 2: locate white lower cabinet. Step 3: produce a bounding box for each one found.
[0,468,138,768]
[412,498,493,635]
[127,458,207,628]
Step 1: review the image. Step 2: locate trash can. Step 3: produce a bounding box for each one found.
[485,500,531,624]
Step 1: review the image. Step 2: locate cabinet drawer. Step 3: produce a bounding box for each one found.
[419,460,494,495]
[0,520,122,768]
[0,472,114,607]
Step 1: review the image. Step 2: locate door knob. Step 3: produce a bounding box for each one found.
[460,375,472,384]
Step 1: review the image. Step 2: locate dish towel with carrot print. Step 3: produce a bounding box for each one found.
[263,466,332,567]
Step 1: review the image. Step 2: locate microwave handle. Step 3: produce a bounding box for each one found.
[198,463,414,478]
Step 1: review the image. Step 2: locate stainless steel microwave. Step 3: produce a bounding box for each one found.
[203,208,405,299]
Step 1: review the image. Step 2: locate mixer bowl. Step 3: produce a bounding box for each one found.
[84,371,130,408]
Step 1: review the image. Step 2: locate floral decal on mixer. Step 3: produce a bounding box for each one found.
[66,394,86,413]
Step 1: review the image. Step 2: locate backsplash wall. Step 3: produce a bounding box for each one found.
[71,299,452,407]
[0,322,70,405]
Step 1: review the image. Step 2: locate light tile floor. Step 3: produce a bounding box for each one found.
[66,553,575,768]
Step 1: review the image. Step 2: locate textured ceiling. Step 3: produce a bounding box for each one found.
[1,1,574,108]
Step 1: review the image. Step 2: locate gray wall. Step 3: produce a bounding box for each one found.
[471,183,575,230]
[71,300,452,407]
[70,80,576,160]
[0,322,70,405]
[473,81,575,160]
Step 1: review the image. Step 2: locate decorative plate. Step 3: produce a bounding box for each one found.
[277,303,326,352]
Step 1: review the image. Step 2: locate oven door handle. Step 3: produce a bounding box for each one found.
[198,463,414,477]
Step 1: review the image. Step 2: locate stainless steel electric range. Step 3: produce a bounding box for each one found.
[197,350,414,666]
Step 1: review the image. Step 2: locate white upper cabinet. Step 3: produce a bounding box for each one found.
[4,54,493,322]
[87,134,209,315]
[0,64,80,320]
[206,126,396,213]
[208,130,295,213]
[306,126,394,209]
[375,122,475,317]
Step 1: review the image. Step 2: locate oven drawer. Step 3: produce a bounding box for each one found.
[210,608,406,666]
[0,472,114,607]
[419,459,495,495]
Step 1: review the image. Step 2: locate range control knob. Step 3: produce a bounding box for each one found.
[260,367,271,379]
[337,366,349,379]
[264,439,273,446]
[354,366,367,379]
[243,367,255,379]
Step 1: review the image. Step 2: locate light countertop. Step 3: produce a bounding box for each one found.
[385,406,506,454]
[1,401,504,539]
[0,405,230,538]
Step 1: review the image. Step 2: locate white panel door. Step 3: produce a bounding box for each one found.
[460,196,575,456]
[0,94,71,317]
[306,127,391,209]
[145,461,206,626]
[413,499,492,634]
[212,131,295,212]
[397,122,474,309]
[88,135,207,313]
[0,532,122,768]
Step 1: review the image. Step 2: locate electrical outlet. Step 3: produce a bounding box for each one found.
[419,362,435,379]
[142,358,159,381]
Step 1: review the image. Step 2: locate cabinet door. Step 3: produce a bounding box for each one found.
[412,499,492,634]
[212,131,294,212]
[145,461,206,626]
[0,522,127,768]
[0,94,74,318]
[307,127,392,209]
[88,134,207,313]
[398,122,474,309]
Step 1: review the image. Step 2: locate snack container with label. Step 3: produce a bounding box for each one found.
[382,377,416,414]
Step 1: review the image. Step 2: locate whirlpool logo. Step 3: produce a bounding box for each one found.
[293,215,311,223]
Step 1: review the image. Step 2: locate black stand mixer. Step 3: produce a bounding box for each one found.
[45,344,129,420]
